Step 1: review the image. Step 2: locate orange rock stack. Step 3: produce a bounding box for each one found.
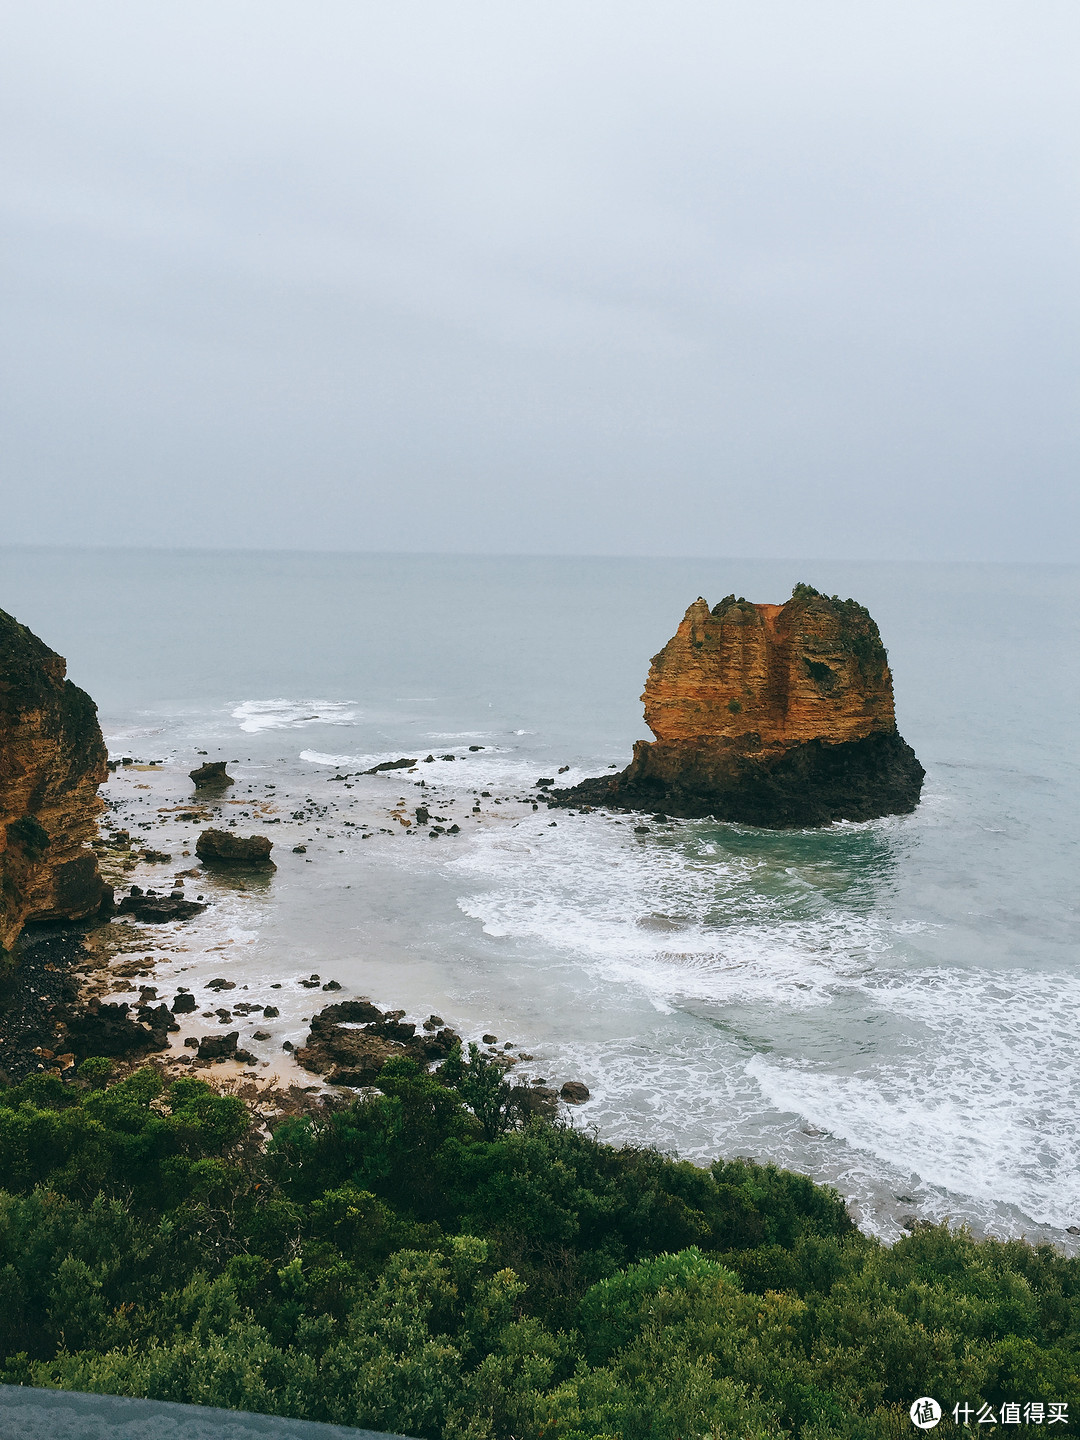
[0,609,111,959]
[557,584,924,827]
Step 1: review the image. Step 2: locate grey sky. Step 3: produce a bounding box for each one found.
[3,1,1078,560]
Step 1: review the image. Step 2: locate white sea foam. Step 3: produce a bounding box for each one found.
[104,725,166,744]
[300,749,392,768]
[298,746,502,773]
[446,811,1080,1237]
[434,756,592,793]
[427,732,493,740]
[232,700,356,733]
[746,968,1080,1230]
[298,747,592,794]
[454,813,885,1009]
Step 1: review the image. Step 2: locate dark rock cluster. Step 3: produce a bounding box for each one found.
[296,999,460,1087]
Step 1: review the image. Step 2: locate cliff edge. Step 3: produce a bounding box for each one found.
[554,584,924,827]
[0,608,110,960]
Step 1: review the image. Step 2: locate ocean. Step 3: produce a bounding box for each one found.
[3,547,1078,1247]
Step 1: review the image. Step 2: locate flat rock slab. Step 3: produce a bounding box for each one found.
[114,894,207,922]
[196,829,275,866]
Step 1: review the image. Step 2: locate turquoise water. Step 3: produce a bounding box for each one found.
[3,547,1079,1244]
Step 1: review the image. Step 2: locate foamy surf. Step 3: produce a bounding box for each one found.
[446,808,1080,1242]
[233,700,357,732]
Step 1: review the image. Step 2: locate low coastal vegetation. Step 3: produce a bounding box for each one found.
[0,1053,1077,1439]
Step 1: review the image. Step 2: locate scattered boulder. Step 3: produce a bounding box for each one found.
[196,829,275,867]
[189,762,233,786]
[205,978,235,992]
[415,806,430,825]
[364,758,418,774]
[560,1081,591,1104]
[197,1031,238,1060]
[171,993,197,1014]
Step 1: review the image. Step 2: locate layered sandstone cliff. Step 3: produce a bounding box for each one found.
[0,609,110,959]
[556,584,924,827]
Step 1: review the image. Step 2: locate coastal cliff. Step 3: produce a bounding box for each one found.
[0,608,110,960]
[555,584,924,826]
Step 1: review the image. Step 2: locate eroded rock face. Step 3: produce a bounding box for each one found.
[556,585,924,827]
[0,609,110,958]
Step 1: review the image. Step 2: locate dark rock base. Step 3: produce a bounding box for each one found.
[551,729,925,829]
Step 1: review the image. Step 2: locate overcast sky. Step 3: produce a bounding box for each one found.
[2,1,1078,559]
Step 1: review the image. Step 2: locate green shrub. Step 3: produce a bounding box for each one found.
[0,1067,1077,1438]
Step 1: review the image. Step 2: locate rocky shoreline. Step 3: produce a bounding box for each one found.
[0,907,589,1122]
[0,715,602,1116]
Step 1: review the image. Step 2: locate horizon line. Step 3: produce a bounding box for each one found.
[1,543,1074,567]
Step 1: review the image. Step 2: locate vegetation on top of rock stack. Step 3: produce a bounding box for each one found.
[0,1053,1076,1438]
[785,584,889,684]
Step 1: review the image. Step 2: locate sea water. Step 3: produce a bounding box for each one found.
[2,548,1078,1247]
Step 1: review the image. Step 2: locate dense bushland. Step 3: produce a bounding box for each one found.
[0,1053,1077,1437]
